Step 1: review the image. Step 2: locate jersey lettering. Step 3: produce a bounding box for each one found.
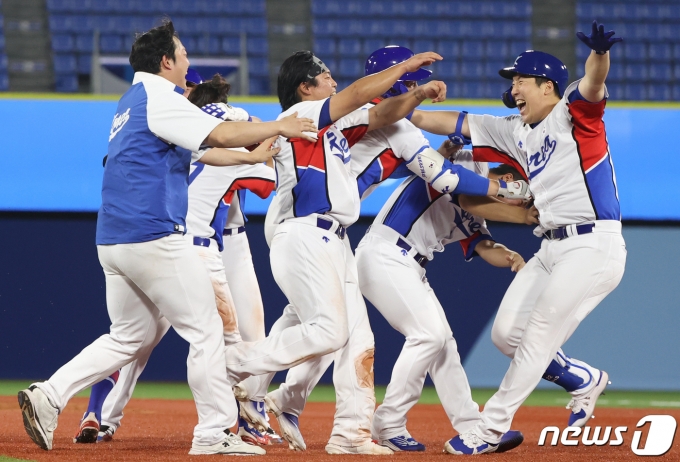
[109,108,130,141]
[326,131,350,164]
[528,135,557,179]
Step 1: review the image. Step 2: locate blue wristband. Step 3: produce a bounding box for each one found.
[451,163,490,196]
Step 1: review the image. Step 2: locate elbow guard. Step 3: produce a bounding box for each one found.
[406,147,489,195]
[406,146,450,186]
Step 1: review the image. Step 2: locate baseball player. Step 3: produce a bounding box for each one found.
[407,21,626,455]
[237,46,532,452]
[18,21,315,455]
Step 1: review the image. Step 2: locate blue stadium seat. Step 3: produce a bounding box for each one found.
[123,34,135,53]
[385,19,411,38]
[182,36,198,54]
[413,20,438,39]
[624,84,646,101]
[91,0,118,13]
[625,64,648,82]
[362,39,387,56]
[606,63,625,82]
[243,18,267,36]
[46,0,72,12]
[460,61,484,80]
[436,61,460,79]
[313,19,337,37]
[55,74,78,92]
[436,40,460,60]
[648,64,672,83]
[75,34,93,52]
[444,80,462,98]
[51,34,74,52]
[320,58,338,74]
[646,24,673,42]
[248,77,269,95]
[72,0,92,12]
[314,38,336,56]
[461,41,484,59]
[338,58,362,78]
[222,36,241,55]
[485,60,506,76]
[412,40,436,53]
[0,35,4,52]
[53,53,77,73]
[49,15,73,32]
[501,22,530,39]
[647,84,671,101]
[0,53,7,71]
[71,14,96,32]
[100,34,122,53]
[575,44,591,61]
[605,83,625,101]
[462,81,485,99]
[312,0,343,16]
[338,38,361,57]
[623,42,646,62]
[197,36,222,56]
[611,4,636,20]
[478,21,499,39]
[485,80,508,100]
[77,54,91,73]
[608,42,625,61]
[509,40,531,55]
[673,85,680,101]
[248,57,269,77]
[485,41,509,60]
[648,43,671,62]
[247,37,268,56]
[0,72,8,91]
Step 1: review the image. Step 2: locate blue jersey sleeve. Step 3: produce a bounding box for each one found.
[318,98,333,129]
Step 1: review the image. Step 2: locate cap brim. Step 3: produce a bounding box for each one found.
[498,67,518,80]
[401,68,432,81]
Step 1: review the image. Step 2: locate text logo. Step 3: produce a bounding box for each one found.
[528,135,556,179]
[109,108,130,141]
[326,130,350,164]
[632,415,677,456]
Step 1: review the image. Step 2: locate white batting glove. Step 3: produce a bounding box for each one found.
[201,102,251,122]
[497,180,532,201]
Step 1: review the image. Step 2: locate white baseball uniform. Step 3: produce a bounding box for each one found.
[99,160,276,430]
[34,72,235,447]
[466,80,627,442]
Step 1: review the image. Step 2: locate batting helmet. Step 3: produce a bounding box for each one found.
[185,68,203,86]
[498,50,568,108]
[365,45,431,98]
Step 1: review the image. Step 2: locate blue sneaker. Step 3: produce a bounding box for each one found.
[264,395,306,451]
[496,430,524,453]
[380,434,425,452]
[567,370,610,427]
[444,431,498,455]
[238,400,268,433]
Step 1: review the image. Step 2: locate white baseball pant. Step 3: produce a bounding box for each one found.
[474,221,626,443]
[35,234,236,446]
[355,230,481,441]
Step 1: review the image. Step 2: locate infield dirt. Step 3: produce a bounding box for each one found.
[1,396,678,461]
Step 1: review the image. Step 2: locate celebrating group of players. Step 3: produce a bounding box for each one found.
[18,18,626,456]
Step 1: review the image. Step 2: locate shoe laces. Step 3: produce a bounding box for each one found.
[224,431,245,447]
[461,431,486,449]
[566,395,591,414]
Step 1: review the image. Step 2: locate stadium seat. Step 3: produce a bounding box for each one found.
[51,34,74,52]
[412,40,436,53]
[338,38,361,57]
[605,83,625,101]
[673,84,680,101]
[248,77,269,95]
[624,84,646,101]
[648,64,672,83]
[46,0,72,12]
[461,41,484,59]
[75,34,93,53]
[606,63,625,82]
[484,60,506,76]
[445,80,463,98]
[436,40,460,60]
[460,61,484,80]
[222,36,241,56]
[49,15,73,33]
[182,36,198,54]
[0,53,6,71]
[625,64,648,82]
[461,81,485,99]
[648,43,671,62]
[435,61,460,79]
[55,74,78,92]
[53,53,77,73]
[623,42,646,62]
[674,64,680,82]
[362,39,388,56]
[77,54,91,74]
[0,72,8,91]
[338,58,362,78]
[510,40,531,55]
[248,57,269,77]
[72,0,91,12]
[0,35,4,52]
[247,37,268,56]
[485,41,510,60]
[314,38,336,56]
[647,84,671,101]
[312,0,343,16]
[197,36,222,56]
[485,80,508,99]
[100,34,123,53]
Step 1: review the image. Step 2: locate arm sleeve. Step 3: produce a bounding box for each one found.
[335,108,370,147]
[234,163,276,198]
[468,113,528,180]
[459,229,493,262]
[385,119,431,161]
[146,85,222,152]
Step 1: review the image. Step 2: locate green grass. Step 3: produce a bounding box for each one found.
[0,456,35,462]
[3,381,680,409]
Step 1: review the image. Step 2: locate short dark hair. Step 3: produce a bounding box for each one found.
[188,74,232,108]
[490,163,523,181]
[277,51,320,111]
[129,20,178,74]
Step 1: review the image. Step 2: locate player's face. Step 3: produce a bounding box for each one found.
[171,37,190,89]
[312,71,337,99]
[511,75,551,125]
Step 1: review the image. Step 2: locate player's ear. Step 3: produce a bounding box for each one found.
[502,173,515,183]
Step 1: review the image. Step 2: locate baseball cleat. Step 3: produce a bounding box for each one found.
[444,431,498,455]
[188,430,266,455]
[237,417,271,445]
[566,370,610,427]
[238,400,269,433]
[73,411,100,443]
[379,434,425,452]
[265,426,284,444]
[264,395,306,451]
[326,441,394,455]
[496,430,524,453]
[232,382,249,401]
[18,386,59,451]
[97,424,116,442]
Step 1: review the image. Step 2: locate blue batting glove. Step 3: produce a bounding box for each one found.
[576,20,623,54]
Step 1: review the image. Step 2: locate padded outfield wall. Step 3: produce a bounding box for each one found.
[0,95,678,390]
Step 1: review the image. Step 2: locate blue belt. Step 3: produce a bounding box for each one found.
[193,236,213,247]
[396,237,429,268]
[223,226,246,236]
[316,217,346,239]
[544,223,595,241]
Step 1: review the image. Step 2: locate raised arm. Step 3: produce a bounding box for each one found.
[204,112,317,148]
[576,20,623,102]
[410,109,470,138]
[329,52,442,122]
[367,80,447,131]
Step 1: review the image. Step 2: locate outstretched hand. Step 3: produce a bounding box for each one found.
[403,52,443,73]
[506,252,526,272]
[279,112,318,142]
[415,80,447,103]
[250,136,280,163]
[577,20,622,53]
